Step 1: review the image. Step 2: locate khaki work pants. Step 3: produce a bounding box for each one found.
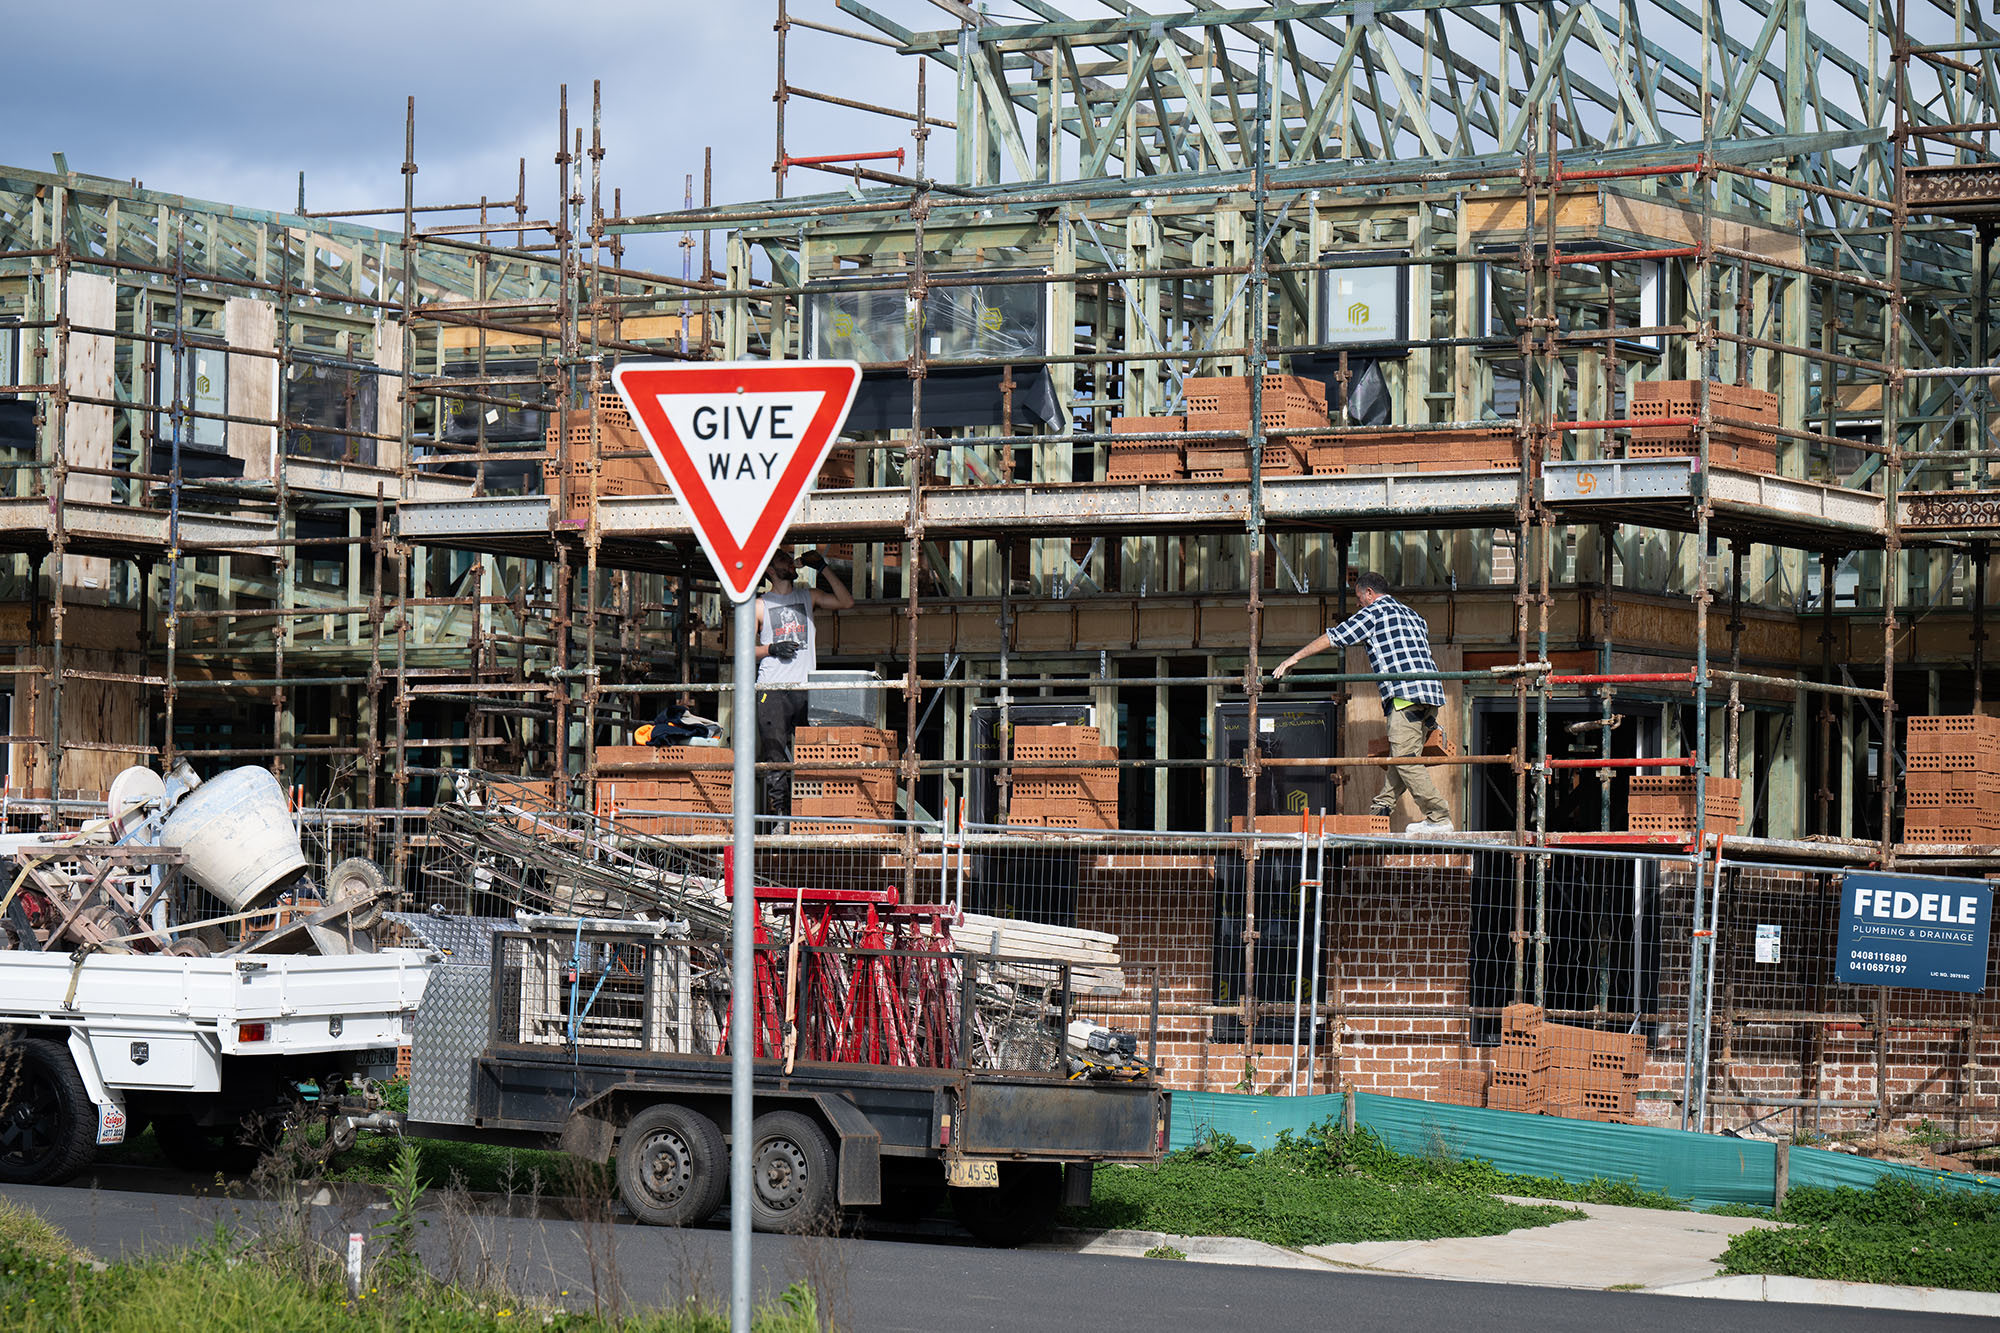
[1371,703,1451,824]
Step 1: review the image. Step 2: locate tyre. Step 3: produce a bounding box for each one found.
[152,1113,280,1176]
[616,1102,727,1227]
[324,857,388,929]
[744,1109,836,1234]
[0,1037,98,1186]
[951,1162,1061,1247]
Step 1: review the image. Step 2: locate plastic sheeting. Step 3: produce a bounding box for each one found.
[1166,1089,1998,1211]
[1789,1144,2000,1199]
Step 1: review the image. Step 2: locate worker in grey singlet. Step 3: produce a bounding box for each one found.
[755,547,854,817]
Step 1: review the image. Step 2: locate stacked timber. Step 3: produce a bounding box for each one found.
[955,912,1124,995]
[1903,715,2000,844]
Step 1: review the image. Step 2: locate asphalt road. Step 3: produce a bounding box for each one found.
[1,1169,1990,1333]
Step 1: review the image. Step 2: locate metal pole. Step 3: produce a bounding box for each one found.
[1290,823,1309,1094]
[729,596,755,1333]
[1305,818,1328,1094]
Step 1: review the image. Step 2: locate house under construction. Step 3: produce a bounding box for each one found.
[2,1,1997,1147]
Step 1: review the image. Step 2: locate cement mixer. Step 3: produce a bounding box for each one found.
[0,762,387,957]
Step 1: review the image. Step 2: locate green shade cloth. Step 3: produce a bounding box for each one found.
[1165,1089,1999,1211]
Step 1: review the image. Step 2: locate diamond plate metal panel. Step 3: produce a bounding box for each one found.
[408,964,492,1127]
[387,912,512,968]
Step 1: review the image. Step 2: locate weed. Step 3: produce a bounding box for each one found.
[1719,1178,2000,1292]
[373,1140,429,1291]
[1905,1119,1950,1149]
[1143,1243,1188,1261]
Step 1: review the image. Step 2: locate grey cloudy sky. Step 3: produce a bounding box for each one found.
[1,2,925,252]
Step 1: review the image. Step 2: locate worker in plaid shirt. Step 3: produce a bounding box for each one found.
[1272,571,1454,834]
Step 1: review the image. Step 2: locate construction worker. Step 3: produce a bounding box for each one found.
[755,547,853,818]
[1272,571,1454,834]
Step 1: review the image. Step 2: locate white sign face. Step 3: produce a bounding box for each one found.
[611,362,862,602]
[1755,923,1781,964]
[1320,256,1407,345]
[650,391,829,552]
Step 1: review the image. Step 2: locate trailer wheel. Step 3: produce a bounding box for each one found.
[951,1162,1061,1247]
[616,1103,727,1227]
[745,1110,836,1234]
[0,1038,98,1186]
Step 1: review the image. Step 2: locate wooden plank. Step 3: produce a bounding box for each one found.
[226,296,276,482]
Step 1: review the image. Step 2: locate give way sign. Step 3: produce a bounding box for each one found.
[611,361,862,602]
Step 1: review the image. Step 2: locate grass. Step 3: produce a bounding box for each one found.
[1719,1177,2000,1293]
[0,1181,820,1333]
[1060,1122,1591,1248]
[326,1130,592,1197]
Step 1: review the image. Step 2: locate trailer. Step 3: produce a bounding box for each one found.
[396,911,1168,1244]
[0,947,434,1183]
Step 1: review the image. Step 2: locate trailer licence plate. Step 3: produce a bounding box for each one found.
[946,1158,1000,1189]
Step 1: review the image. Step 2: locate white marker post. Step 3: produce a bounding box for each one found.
[612,360,860,1333]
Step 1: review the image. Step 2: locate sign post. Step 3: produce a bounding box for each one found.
[611,360,860,1333]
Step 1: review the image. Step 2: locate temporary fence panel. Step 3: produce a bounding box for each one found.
[1701,859,2000,1138]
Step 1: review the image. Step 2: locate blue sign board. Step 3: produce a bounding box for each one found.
[1836,871,1991,993]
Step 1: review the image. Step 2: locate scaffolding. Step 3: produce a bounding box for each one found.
[2,1,1998,1140]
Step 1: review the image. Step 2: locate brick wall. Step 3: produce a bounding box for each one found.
[1071,853,1999,1139]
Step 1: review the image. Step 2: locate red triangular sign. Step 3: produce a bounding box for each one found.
[611,361,862,602]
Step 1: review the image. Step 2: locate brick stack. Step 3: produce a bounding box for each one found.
[1628,380,1779,474]
[1230,813,1391,835]
[594,744,731,836]
[1904,715,2000,844]
[1183,375,1326,479]
[816,445,856,489]
[1484,1004,1644,1122]
[1105,415,1188,481]
[791,726,898,836]
[543,393,662,524]
[1431,1066,1492,1108]
[1628,774,1741,840]
[1007,724,1119,829]
[1308,425,1536,474]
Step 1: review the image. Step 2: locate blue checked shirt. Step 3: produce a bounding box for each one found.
[1325,596,1446,710]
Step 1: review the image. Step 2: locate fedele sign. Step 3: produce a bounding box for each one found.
[1835,870,1991,993]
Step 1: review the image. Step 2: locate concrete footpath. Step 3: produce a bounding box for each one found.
[1042,1197,2000,1319]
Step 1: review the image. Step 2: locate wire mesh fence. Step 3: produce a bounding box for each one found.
[1702,859,2000,1140]
[333,783,1997,1137]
